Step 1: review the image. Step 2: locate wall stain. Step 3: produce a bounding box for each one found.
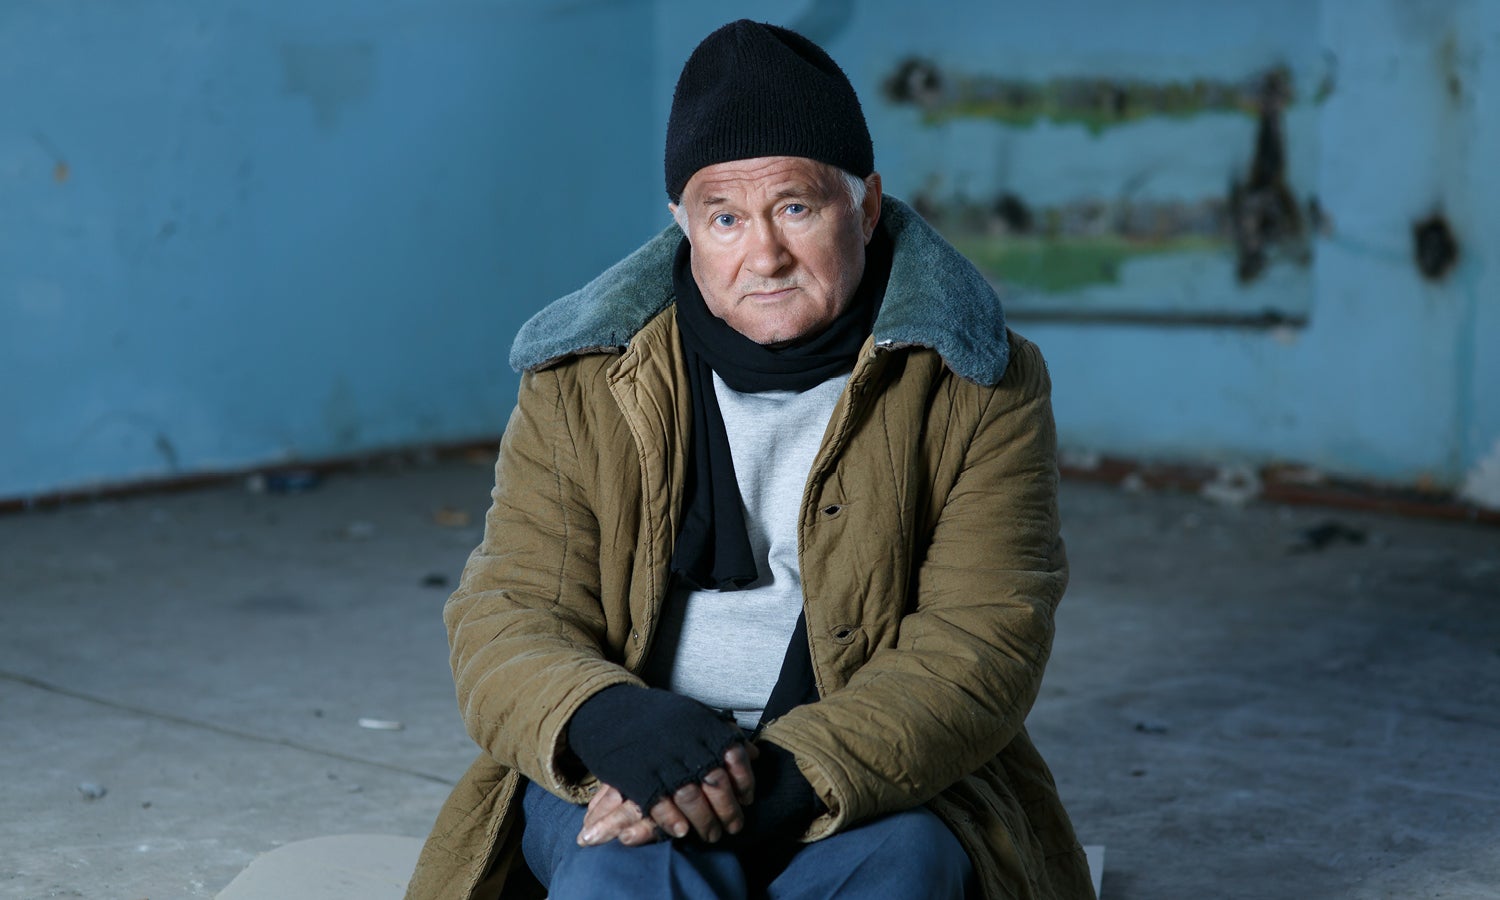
[1313,50,1339,104]
[1438,32,1463,102]
[883,59,1299,134]
[323,377,363,448]
[908,70,1316,293]
[32,132,70,183]
[154,433,180,472]
[911,190,1319,294]
[788,0,855,47]
[1412,213,1458,281]
[1228,69,1308,283]
[281,42,375,128]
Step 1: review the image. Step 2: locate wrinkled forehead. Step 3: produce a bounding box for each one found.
[680,156,845,207]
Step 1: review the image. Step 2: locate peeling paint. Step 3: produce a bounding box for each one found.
[950,233,1217,293]
[883,59,1298,134]
[910,185,1317,293]
[906,188,1224,289]
[902,67,1313,295]
[1459,440,1500,511]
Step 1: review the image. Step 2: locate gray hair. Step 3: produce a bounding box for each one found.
[673,167,869,232]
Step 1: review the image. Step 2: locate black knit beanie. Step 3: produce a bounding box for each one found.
[665,19,874,201]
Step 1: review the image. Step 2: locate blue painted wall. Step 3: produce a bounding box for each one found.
[3,0,1496,503]
[1015,0,1497,493]
[1,0,660,499]
[658,0,1499,496]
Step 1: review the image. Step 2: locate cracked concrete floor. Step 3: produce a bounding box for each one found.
[2,459,1497,899]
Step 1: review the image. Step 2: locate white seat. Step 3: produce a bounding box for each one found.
[216,834,422,900]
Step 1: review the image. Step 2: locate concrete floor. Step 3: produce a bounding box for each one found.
[2,458,1497,900]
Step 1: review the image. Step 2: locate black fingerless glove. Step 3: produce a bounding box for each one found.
[732,740,825,845]
[565,684,743,811]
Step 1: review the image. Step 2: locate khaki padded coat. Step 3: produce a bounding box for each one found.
[406,198,1095,900]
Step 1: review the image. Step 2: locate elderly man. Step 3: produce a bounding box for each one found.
[406,19,1094,900]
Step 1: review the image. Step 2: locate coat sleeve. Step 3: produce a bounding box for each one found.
[760,337,1068,838]
[444,366,640,801]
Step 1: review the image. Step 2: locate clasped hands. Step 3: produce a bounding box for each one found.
[567,685,821,850]
[578,741,758,847]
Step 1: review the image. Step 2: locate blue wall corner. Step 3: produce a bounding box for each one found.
[0,0,663,498]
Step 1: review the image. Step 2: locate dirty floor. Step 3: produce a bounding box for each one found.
[2,459,1497,899]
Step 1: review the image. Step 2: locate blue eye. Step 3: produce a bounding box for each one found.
[714,214,737,228]
[786,204,807,216]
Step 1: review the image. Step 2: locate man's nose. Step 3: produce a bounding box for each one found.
[745,222,792,276]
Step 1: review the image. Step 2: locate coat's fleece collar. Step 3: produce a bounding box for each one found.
[509,197,1008,385]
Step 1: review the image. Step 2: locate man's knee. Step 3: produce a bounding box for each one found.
[521,781,746,899]
[866,808,971,888]
[771,807,971,899]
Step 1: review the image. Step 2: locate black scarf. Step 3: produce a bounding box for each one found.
[669,228,891,592]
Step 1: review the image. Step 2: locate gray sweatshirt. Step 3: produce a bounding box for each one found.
[642,371,848,728]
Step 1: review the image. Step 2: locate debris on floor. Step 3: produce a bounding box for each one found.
[463,448,496,467]
[1059,449,1104,472]
[246,469,324,494]
[1288,520,1368,553]
[1459,438,1500,510]
[76,782,107,801]
[1199,464,1262,507]
[357,718,404,732]
[7,463,1497,899]
[342,520,377,541]
[430,507,472,528]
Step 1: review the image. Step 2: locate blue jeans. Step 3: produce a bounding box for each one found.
[521,780,973,899]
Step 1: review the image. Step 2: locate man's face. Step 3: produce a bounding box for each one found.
[672,156,882,347]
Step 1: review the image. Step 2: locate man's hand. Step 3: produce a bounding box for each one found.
[579,743,757,846]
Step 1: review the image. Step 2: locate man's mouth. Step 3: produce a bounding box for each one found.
[745,285,798,301]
